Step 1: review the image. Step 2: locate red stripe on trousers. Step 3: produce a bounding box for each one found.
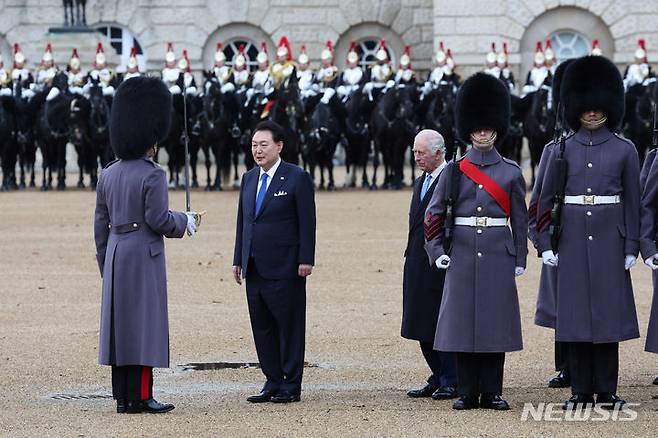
[141,366,151,401]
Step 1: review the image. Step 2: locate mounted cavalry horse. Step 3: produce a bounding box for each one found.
[267,71,304,166]
[343,87,373,188]
[12,78,39,189]
[625,79,657,164]
[35,71,72,190]
[418,82,458,160]
[0,90,16,191]
[520,84,554,187]
[370,84,419,190]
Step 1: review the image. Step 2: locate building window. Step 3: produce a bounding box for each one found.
[355,39,395,67]
[549,31,590,61]
[223,40,259,71]
[95,25,146,71]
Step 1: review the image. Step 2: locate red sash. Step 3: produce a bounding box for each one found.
[459,158,511,217]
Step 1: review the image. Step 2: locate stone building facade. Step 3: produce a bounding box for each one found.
[0,0,656,87]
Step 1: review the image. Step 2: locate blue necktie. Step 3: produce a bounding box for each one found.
[255,173,269,215]
[420,174,432,200]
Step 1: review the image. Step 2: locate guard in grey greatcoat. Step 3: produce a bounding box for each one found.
[94,77,203,414]
[535,56,640,410]
[424,73,528,411]
[403,130,457,401]
[528,59,574,389]
[639,82,658,385]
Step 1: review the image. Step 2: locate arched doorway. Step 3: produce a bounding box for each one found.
[520,7,614,76]
[335,23,404,69]
[95,24,146,72]
[202,23,273,71]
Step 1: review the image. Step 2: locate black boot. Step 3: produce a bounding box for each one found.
[452,395,479,410]
[116,399,126,413]
[479,394,510,410]
[126,398,175,414]
[562,394,594,410]
[596,393,626,410]
[548,370,570,388]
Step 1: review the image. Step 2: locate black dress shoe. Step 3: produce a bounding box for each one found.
[247,389,277,403]
[479,394,510,410]
[126,398,175,414]
[431,386,458,400]
[270,390,301,403]
[653,375,658,385]
[596,393,626,410]
[562,394,594,410]
[407,383,438,398]
[116,399,126,414]
[548,370,570,388]
[452,395,479,410]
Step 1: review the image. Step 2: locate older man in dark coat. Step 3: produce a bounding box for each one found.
[402,129,457,401]
[535,55,640,410]
[528,59,574,389]
[95,77,202,414]
[425,73,528,411]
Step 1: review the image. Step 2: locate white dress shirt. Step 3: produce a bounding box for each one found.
[256,157,282,200]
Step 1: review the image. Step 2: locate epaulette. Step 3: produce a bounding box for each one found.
[502,156,521,168]
[142,157,162,168]
[613,132,635,148]
[103,159,119,169]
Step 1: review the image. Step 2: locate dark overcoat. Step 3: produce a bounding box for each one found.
[401,171,445,342]
[424,147,527,353]
[94,158,187,368]
[535,126,640,344]
[639,154,658,353]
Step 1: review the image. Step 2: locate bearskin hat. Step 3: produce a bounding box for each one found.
[551,59,574,111]
[560,55,624,131]
[455,72,510,145]
[110,77,172,160]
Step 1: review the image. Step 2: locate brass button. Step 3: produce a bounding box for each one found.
[476,206,482,212]
[587,163,593,168]
[477,229,483,234]
[586,211,592,216]
[477,252,483,257]
[588,235,593,241]
[586,188,592,193]
[478,184,483,189]
[133,223,138,228]
[108,224,112,229]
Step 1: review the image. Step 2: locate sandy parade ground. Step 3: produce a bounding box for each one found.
[1,164,658,437]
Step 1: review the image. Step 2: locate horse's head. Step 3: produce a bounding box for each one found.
[52,71,69,91]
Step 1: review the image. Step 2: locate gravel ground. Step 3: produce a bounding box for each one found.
[1,167,657,437]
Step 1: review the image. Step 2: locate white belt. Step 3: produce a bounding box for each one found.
[563,195,620,205]
[454,216,508,227]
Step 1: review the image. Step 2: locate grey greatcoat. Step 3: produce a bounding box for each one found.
[535,126,640,344]
[402,172,445,342]
[639,154,658,353]
[528,140,559,329]
[94,158,187,368]
[424,147,527,353]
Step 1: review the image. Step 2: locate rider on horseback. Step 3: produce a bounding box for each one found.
[86,43,116,97]
[67,49,85,96]
[336,41,363,102]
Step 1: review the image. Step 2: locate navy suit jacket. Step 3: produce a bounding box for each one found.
[233,160,316,280]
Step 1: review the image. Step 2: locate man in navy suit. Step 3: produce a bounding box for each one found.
[402,130,457,400]
[233,120,316,403]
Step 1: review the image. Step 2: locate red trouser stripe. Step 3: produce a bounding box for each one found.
[141,366,151,401]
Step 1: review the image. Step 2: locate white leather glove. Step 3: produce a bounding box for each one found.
[435,255,451,270]
[362,82,373,94]
[624,254,636,270]
[644,254,658,270]
[0,88,11,96]
[385,79,395,89]
[169,85,181,95]
[541,250,558,267]
[320,88,336,104]
[185,212,197,236]
[102,86,115,96]
[185,86,197,95]
[514,267,525,277]
[45,87,60,101]
[221,83,235,93]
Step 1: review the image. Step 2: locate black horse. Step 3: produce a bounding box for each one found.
[306,100,340,190]
[35,72,72,190]
[521,86,554,187]
[12,79,38,189]
[269,73,304,165]
[419,82,458,160]
[192,76,230,191]
[0,93,16,191]
[160,75,191,188]
[68,95,93,188]
[370,86,418,189]
[626,81,656,165]
[343,89,372,188]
